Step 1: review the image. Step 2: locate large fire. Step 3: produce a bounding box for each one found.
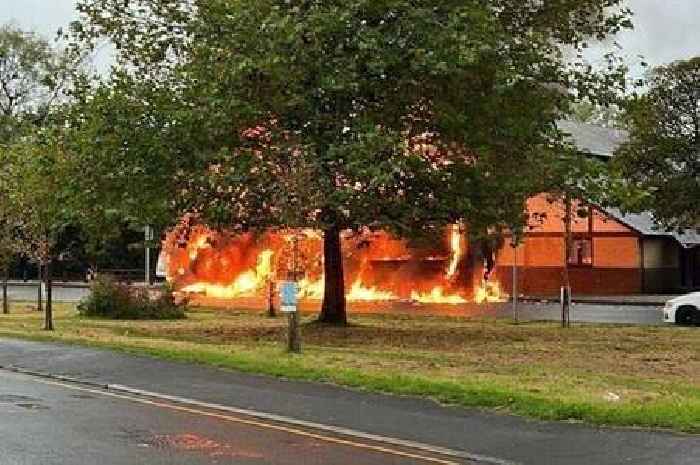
[163,221,504,305]
[181,249,274,298]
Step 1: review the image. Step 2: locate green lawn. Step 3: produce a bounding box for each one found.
[1,302,699,432]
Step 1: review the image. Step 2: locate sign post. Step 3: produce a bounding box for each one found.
[280,281,301,353]
[144,225,154,288]
[512,241,518,324]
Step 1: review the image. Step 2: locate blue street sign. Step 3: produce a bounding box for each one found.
[280,281,298,313]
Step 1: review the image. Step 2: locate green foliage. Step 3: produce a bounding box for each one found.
[69,0,632,234]
[0,24,75,138]
[0,23,86,268]
[615,57,700,230]
[77,276,187,320]
[571,101,625,129]
[3,128,76,264]
[67,1,633,321]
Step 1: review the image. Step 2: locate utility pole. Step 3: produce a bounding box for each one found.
[512,237,519,324]
[562,197,572,328]
[144,225,153,288]
[37,263,43,312]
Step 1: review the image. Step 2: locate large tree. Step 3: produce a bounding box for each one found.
[71,0,631,324]
[616,57,700,230]
[0,25,80,323]
[2,125,77,330]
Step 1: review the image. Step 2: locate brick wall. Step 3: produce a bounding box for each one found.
[493,195,644,296]
[496,266,643,296]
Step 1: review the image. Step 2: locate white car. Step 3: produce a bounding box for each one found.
[664,292,700,325]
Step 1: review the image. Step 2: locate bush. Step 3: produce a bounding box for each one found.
[77,276,187,320]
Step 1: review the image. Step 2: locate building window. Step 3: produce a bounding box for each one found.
[569,238,592,266]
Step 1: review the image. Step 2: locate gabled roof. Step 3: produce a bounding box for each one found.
[605,208,700,248]
[552,121,699,248]
[556,120,629,158]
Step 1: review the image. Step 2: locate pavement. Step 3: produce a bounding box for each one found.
[495,301,664,325]
[6,281,89,303]
[0,338,698,465]
[3,282,667,324]
[522,294,678,306]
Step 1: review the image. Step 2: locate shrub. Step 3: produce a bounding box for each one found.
[77,276,187,320]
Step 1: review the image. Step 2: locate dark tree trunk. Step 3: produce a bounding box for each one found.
[2,267,8,315]
[267,280,276,317]
[44,261,54,331]
[37,263,43,312]
[318,225,347,325]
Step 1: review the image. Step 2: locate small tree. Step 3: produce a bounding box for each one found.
[616,57,700,230]
[5,129,75,330]
[0,176,20,314]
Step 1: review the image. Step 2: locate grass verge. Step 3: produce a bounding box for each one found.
[1,302,699,433]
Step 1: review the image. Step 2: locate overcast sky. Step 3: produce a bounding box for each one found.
[1,0,699,77]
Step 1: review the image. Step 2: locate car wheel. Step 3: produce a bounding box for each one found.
[675,306,699,326]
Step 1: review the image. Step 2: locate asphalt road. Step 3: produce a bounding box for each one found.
[7,283,89,303]
[2,339,698,465]
[492,301,664,325]
[6,283,665,325]
[0,369,465,465]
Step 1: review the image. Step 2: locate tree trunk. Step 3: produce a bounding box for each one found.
[37,263,43,312]
[318,225,347,325]
[2,267,8,315]
[267,280,276,317]
[44,261,54,331]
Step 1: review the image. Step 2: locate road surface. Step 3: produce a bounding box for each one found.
[6,283,665,325]
[7,282,89,303]
[2,338,698,465]
[0,369,465,465]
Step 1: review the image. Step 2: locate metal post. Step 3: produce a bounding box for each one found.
[287,311,301,353]
[567,285,572,327]
[561,285,571,328]
[37,263,43,312]
[145,225,152,288]
[512,244,518,323]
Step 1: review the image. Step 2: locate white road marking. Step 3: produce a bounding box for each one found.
[1,366,518,465]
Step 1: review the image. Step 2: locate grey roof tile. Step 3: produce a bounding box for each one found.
[604,208,700,248]
[556,120,629,157]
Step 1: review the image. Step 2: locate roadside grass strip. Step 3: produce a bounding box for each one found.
[1,304,699,433]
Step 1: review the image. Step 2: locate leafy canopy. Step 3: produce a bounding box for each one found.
[70,0,632,237]
[615,57,700,230]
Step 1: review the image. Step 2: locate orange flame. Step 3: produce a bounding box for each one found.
[168,223,500,305]
[347,279,398,301]
[182,249,274,298]
[411,287,467,304]
[297,277,324,299]
[446,224,463,279]
[474,280,505,303]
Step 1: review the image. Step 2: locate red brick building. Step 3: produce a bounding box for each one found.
[494,122,700,296]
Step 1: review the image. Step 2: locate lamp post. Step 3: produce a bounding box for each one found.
[512,237,519,324]
[144,225,153,288]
